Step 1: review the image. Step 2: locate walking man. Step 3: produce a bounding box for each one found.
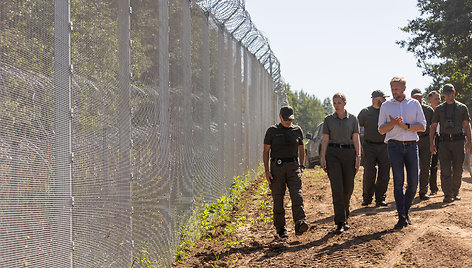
[411,88,434,201]
[358,90,390,207]
[428,91,441,195]
[378,77,426,229]
[263,106,309,238]
[429,84,472,203]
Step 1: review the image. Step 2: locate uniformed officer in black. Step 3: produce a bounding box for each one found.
[263,106,309,238]
[358,90,390,207]
[321,93,361,234]
[411,88,434,200]
[430,84,472,203]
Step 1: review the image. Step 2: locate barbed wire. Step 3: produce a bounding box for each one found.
[195,0,284,95]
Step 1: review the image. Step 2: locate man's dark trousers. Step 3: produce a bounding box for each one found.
[362,141,390,203]
[270,161,306,232]
[418,136,432,196]
[326,147,356,224]
[438,140,465,197]
[387,140,419,217]
[429,136,439,193]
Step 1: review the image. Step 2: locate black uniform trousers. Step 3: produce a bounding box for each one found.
[270,161,306,232]
[429,136,439,193]
[438,140,465,198]
[417,135,432,195]
[362,141,390,203]
[326,147,356,225]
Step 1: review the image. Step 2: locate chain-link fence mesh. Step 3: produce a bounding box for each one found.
[0,0,287,266]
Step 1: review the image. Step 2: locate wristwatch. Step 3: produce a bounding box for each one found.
[299,164,305,169]
[406,123,410,129]
[356,154,362,158]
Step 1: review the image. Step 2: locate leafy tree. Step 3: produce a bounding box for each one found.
[322,97,334,115]
[398,0,472,107]
[285,83,325,134]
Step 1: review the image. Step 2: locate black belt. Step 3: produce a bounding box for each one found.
[271,157,297,165]
[328,143,354,149]
[365,140,385,145]
[418,133,429,138]
[388,139,416,145]
[438,133,465,142]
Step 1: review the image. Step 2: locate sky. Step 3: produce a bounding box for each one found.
[245,0,432,116]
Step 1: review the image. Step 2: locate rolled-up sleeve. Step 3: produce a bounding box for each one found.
[378,102,388,132]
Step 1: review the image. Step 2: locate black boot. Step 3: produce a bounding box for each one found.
[277,227,288,238]
[394,216,408,229]
[295,220,309,235]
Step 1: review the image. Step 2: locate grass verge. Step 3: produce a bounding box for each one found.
[174,164,266,264]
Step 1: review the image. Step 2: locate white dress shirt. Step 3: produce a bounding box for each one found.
[378,97,427,142]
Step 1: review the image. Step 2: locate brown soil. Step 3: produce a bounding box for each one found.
[173,167,472,267]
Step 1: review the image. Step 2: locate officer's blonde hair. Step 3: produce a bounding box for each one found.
[390,76,406,87]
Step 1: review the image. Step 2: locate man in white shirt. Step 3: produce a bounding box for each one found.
[378,76,426,229]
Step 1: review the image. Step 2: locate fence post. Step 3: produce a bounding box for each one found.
[217,27,226,196]
[234,43,242,176]
[201,12,212,201]
[225,37,235,185]
[54,0,73,266]
[243,49,250,172]
[118,0,133,264]
[182,0,194,217]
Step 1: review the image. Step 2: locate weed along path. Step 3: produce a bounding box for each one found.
[172,167,472,267]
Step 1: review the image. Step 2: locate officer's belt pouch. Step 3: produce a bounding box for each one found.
[439,133,465,142]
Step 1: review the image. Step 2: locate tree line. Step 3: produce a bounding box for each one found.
[398,0,472,108]
[284,83,333,135]
[286,0,472,135]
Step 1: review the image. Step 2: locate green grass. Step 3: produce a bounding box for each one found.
[174,165,264,263]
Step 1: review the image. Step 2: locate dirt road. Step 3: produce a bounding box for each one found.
[173,167,472,267]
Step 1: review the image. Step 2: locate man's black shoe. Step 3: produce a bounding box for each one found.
[430,191,437,196]
[361,200,372,206]
[277,228,288,239]
[405,215,412,225]
[443,196,454,203]
[454,195,461,201]
[344,222,351,231]
[295,221,309,235]
[375,200,388,207]
[335,223,345,234]
[419,194,430,201]
[394,216,408,229]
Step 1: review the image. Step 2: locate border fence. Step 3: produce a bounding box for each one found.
[0,0,286,266]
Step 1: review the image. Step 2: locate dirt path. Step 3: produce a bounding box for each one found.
[173,168,472,267]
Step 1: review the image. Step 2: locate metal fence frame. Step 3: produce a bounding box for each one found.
[0,0,287,266]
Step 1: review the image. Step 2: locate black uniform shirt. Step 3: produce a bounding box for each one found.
[432,100,470,134]
[264,123,303,158]
[418,104,434,136]
[323,111,359,144]
[358,106,385,143]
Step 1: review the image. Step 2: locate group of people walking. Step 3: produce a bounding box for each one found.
[263,76,472,237]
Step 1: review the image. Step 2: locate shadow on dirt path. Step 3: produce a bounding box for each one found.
[173,168,472,267]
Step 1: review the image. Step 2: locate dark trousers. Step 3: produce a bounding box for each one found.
[270,161,306,232]
[438,140,465,197]
[429,136,439,193]
[362,142,390,203]
[387,140,418,217]
[417,136,432,195]
[326,147,356,225]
